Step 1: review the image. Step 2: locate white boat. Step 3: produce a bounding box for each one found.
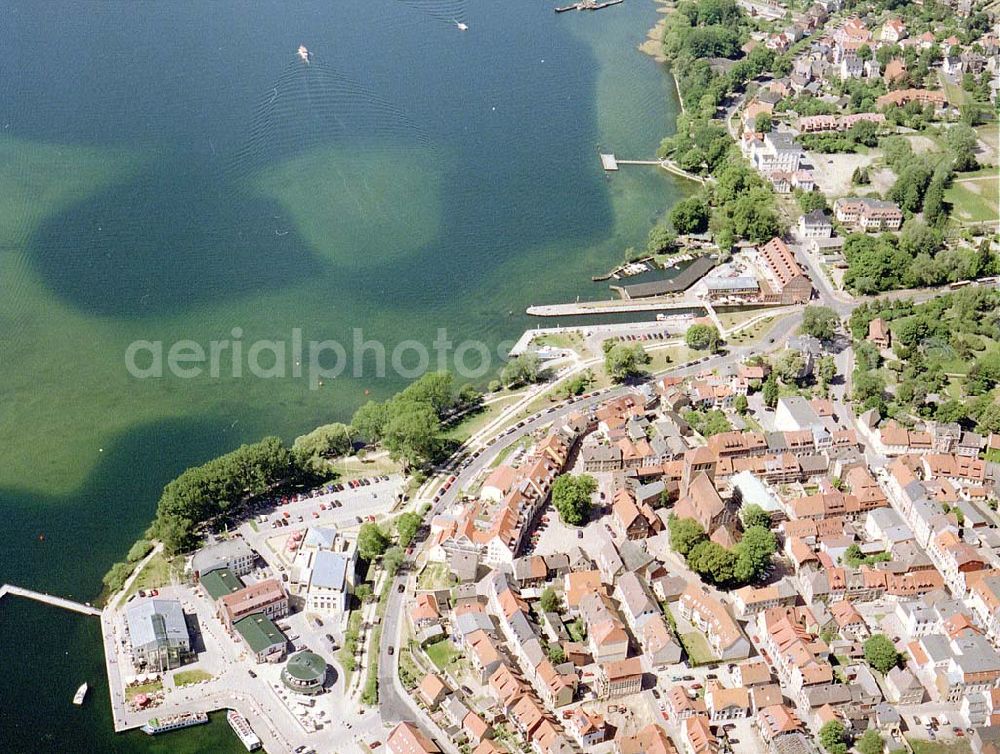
[454,20,468,30]
[73,683,88,705]
[142,712,209,735]
[297,44,311,63]
[227,710,262,751]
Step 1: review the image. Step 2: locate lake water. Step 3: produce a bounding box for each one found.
[0,0,684,749]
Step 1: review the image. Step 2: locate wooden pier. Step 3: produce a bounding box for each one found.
[0,583,101,617]
[599,153,706,184]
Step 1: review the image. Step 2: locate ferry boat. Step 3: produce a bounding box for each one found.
[141,712,209,735]
[72,683,88,705]
[297,44,310,63]
[227,709,262,751]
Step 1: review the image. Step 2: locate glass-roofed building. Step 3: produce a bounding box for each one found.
[124,598,192,672]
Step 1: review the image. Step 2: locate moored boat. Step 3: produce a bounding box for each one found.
[227,709,262,751]
[141,712,209,735]
[73,683,88,705]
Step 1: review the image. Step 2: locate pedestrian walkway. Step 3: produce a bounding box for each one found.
[0,583,101,616]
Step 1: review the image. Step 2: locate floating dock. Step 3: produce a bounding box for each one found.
[556,0,624,11]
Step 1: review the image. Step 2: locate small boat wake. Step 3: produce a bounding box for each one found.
[395,0,469,28]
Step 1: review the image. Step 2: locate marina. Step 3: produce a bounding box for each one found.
[611,254,716,299]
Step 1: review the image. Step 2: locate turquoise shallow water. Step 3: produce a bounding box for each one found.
[0,0,684,749]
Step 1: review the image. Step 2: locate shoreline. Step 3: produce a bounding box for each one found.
[637,0,685,112]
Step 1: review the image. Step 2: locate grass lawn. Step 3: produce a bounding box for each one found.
[938,71,971,108]
[119,552,182,605]
[442,394,522,443]
[328,454,401,482]
[424,639,461,671]
[945,175,999,224]
[125,679,163,700]
[728,315,779,345]
[338,609,363,689]
[907,738,972,754]
[417,562,456,591]
[680,631,718,665]
[173,669,213,687]
[534,330,595,360]
[646,344,699,373]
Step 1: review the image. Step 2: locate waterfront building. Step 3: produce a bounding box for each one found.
[281,650,327,695]
[191,538,255,579]
[233,612,286,664]
[304,549,352,615]
[199,567,243,601]
[219,577,288,629]
[125,598,192,672]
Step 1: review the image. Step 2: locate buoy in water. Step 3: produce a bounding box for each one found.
[38,533,46,541]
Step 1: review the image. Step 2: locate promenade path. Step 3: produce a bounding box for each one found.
[0,583,101,617]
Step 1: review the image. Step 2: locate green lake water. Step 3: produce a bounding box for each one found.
[0,0,685,749]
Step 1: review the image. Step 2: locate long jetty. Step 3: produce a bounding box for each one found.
[0,583,101,617]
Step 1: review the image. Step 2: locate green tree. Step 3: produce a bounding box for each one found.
[857,729,883,754]
[127,539,153,563]
[501,353,541,388]
[734,525,776,582]
[293,422,353,473]
[539,587,562,614]
[395,512,422,548]
[754,112,773,133]
[922,176,947,226]
[733,394,748,414]
[946,123,979,171]
[382,398,441,467]
[647,222,677,255]
[900,218,942,258]
[382,545,404,576]
[351,400,390,443]
[102,561,133,594]
[358,522,390,561]
[688,540,738,584]
[551,474,597,526]
[774,349,805,384]
[355,583,374,603]
[817,355,837,389]
[801,306,839,341]
[762,373,779,408]
[797,191,829,214]
[819,720,850,754]
[670,197,711,235]
[604,343,650,382]
[863,634,901,674]
[398,371,456,417]
[669,516,706,557]
[685,323,721,351]
[701,410,732,437]
[740,504,771,530]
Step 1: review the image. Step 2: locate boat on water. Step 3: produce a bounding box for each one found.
[227,710,262,752]
[72,683,88,705]
[297,44,310,63]
[454,20,468,30]
[141,712,209,735]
